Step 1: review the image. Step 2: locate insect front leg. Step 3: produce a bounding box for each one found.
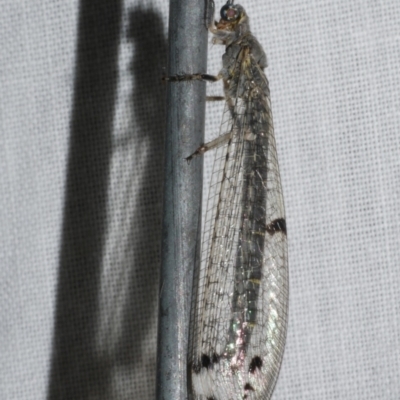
[163,73,222,83]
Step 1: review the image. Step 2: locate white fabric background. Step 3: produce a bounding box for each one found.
[1,0,400,399]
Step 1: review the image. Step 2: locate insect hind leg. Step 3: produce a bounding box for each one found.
[186,131,231,163]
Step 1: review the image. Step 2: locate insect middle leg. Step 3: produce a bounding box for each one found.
[206,96,225,101]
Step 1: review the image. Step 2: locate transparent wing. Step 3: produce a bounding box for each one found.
[192,95,247,352]
[189,54,288,400]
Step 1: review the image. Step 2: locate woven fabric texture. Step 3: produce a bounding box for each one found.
[1,0,400,399]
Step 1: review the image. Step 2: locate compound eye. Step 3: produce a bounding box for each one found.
[220,3,240,21]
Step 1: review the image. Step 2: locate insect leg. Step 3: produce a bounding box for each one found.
[206,96,225,101]
[163,73,221,83]
[186,131,231,162]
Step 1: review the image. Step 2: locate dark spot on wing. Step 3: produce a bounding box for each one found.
[244,383,255,391]
[266,218,286,235]
[249,356,263,373]
[192,353,221,373]
[191,360,201,374]
[212,353,220,364]
[201,354,211,369]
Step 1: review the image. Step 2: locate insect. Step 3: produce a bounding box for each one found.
[166,1,288,399]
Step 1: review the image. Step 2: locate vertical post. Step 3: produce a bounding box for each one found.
[156,1,210,400]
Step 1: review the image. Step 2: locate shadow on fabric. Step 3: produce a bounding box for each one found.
[47,0,122,398]
[47,1,167,399]
[107,6,167,399]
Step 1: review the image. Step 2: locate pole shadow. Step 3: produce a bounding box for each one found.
[47,0,122,399]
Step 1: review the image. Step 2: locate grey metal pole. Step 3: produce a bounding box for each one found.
[156,1,210,399]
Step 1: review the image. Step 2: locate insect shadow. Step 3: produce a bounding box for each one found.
[47,2,166,400]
